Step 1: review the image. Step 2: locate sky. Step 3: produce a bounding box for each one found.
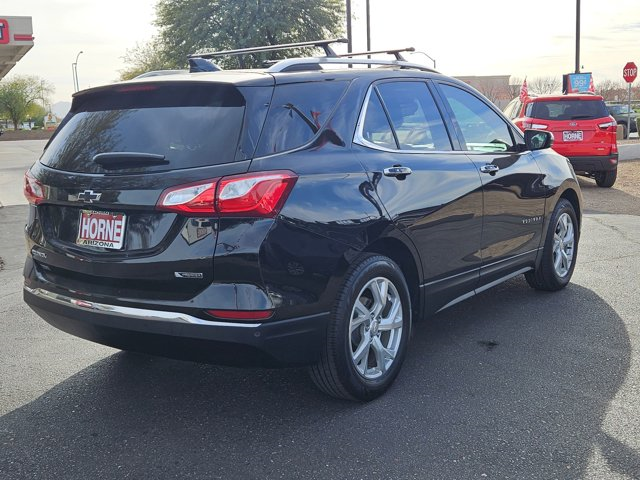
[2,0,639,106]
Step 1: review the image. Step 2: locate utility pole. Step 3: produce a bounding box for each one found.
[346,0,352,54]
[366,0,371,67]
[366,0,371,52]
[575,0,581,73]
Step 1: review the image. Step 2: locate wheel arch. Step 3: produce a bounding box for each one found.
[363,236,422,319]
[559,187,582,230]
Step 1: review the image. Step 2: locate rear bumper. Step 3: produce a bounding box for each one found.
[566,154,618,173]
[24,286,329,367]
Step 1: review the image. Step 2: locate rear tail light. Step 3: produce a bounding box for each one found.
[598,120,617,132]
[157,170,297,217]
[205,309,274,321]
[157,181,216,214]
[522,122,532,129]
[24,171,45,205]
[531,123,548,130]
[217,172,297,216]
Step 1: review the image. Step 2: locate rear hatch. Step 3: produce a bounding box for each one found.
[26,79,272,301]
[526,98,614,156]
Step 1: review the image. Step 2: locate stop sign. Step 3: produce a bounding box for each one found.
[623,62,637,83]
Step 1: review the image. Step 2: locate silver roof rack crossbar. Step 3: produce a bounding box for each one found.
[266,57,438,74]
[190,38,348,60]
[337,47,416,61]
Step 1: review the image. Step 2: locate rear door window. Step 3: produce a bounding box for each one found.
[361,91,397,149]
[255,81,348,156]
[376,82,452,151]
[531,100,609,120]
[40,83,247,174]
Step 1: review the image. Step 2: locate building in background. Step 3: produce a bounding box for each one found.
[0,16,34,80]
[456,75,513,109]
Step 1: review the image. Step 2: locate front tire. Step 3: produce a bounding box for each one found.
[309,254,411,401]
[525,199,579,291]
[594,168,617,188]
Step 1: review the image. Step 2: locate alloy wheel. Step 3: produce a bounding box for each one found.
[349,277,404,379]
[553,212,575,278]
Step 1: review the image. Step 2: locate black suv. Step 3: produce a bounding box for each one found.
[606,103,638,139]
[23,40,582,401]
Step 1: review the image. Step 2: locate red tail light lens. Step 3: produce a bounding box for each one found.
[217,171,297,216]
[24,171,45,205]
[157,180,217,214]
[156,171,297,217]
[598,121,616,131]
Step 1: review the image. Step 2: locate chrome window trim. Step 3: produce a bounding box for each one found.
[24,286,262,328]
[353,82,455,155]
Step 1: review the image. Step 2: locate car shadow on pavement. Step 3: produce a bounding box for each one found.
[0,278,637,479]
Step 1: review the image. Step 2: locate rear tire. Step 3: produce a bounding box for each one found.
[594,168,617,188]
[525,199,579,291]
[309,254,411,401]
[620,124,628,140]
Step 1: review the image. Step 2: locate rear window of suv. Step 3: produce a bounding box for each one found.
[40,83,248,174]
[526,99,608,121]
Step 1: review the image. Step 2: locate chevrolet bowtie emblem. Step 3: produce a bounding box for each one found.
[77,190,102,203]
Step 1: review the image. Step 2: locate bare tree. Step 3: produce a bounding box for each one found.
[528,76,561,95]
[596,79,626,102]
[473,78,504,105]
[508,76,523,99]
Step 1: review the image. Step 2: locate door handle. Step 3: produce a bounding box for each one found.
[383,166,412,178]
[479,164,500,174]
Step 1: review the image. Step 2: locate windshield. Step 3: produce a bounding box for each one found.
[41,83,247,174]
[529,100,609,121]
[608,104,633,114]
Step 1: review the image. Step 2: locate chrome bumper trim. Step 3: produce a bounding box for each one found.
[24,286,262,328]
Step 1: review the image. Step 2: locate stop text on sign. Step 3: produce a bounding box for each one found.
[623,62,637,83]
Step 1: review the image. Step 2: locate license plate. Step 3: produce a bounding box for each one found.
[563,130,583,142]
[76,210,126,250]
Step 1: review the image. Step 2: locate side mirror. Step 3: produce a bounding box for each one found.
[524,129,553,151]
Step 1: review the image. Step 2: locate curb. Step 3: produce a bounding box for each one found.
[619,143,640,161]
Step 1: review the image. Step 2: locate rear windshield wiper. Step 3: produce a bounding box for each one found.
[569,115,595,120]
[93,152,169,169]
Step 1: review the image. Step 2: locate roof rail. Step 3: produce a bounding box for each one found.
[190,38,348,60]
[337,47,416,61]
[267,57,438,73]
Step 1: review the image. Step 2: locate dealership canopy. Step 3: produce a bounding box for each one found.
[0,16,34,79]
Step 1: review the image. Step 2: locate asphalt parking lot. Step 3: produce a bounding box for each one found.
[1,141,639,479]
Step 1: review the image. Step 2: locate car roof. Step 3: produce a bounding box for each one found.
[75,65,463,97]
[529,93,604,102]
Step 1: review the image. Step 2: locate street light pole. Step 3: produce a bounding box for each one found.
[575,0,580,73]
[72,50,83,92]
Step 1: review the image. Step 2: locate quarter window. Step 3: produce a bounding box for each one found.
[440,84,516,153]
[255,81,348,157]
